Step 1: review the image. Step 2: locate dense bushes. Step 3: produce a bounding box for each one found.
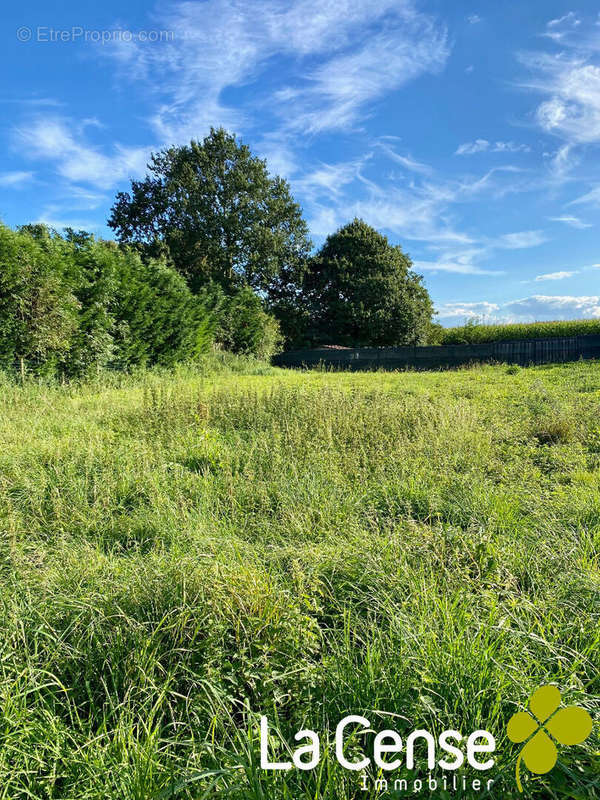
[0,224,284,376]
[212,285,282,359]
[0,224,215,376]
[438,318,600,345]
[0,224,80,374]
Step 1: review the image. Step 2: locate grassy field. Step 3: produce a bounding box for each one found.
[0,357,598,799]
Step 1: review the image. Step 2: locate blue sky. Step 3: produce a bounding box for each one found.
[2,0,600,324]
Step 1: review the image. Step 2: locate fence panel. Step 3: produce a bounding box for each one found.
[273,334,600,371]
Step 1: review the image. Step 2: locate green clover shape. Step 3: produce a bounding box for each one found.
[507,685,593,792]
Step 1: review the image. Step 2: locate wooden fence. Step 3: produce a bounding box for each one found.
[273,334,600,371]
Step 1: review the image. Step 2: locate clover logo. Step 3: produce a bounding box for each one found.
[507,685,593,792]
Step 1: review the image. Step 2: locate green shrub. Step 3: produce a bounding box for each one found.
[0,224,80,371]
[213,285,283,359]
[109,248,215,369]
[0,224,216,376]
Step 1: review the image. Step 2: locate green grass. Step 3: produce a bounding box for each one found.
[438,318,600,345]
[0,357,598,799]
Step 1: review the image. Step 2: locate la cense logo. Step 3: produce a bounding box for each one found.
[507,685,593,792]
[259,683,594,795]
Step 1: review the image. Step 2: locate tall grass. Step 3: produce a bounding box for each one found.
[0,359,598,798]
[438,318,600,345]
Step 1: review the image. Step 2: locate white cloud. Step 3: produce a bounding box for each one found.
[504,294,600,319]
[298,149,516,247]
[277,25,448,134]
[375,141,432,174]
[294,160,363,199]
[438,294,600,325]
[65,187,110,210]
[495,230,548,249]
[14,116,151,189]
[548,12,581,28]
[546,143,578,178]
[298,148,546,276]
[307,206,344,237]
[548,214,592,228]
[467,14,482,25]
[255,134,299,180]
[0,171,34,187]
[456,139,489,155]
[455,139,530,155]
[34,208,104,232]
[569,185,600,206]
[544,12,581,42]
[104,0,449,141]
[534,270,577,281]
[436,301,500,321]
[415,260,501,275]
[492,141,531,153]
[519,33,600,146]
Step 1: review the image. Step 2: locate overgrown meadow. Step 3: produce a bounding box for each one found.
[0,357,598,799]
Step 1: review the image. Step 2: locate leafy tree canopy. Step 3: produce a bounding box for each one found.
[296,218,434,347]
[108,128,312,294]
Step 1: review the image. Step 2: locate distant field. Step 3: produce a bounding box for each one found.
[0,359,598,799]
[438,318,600,345]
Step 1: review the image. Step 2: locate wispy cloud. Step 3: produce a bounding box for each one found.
[104,0,449,142]
[569,185,600,206]
[294,159,365,199]
[415,260,502,276]
[277,23,448,134]
[375,141,433,174]
[0,171,34,187]
[34,205,105,232]
[455,139,531,155]
[548,214,592,228]
[455,139,490,155]
[298,143,548,280]
[543,12,581,42]
[298,144,523,248]
[535,270,577,281]
[13,116,151,189]
[495,230,547,249]
[519,18,600,148]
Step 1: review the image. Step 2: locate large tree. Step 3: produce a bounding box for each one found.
[295,218,433,347]
[108,128,311,294]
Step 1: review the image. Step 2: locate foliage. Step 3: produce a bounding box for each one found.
[62,228,119,373]
[0,224,80,371]
[108,127,312,294]
[438,318,600,345]
[0,224,215,376]
[109,247,215,369]
[0,361,598,797]
[285,218,433,348]
[211,284,283,360]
